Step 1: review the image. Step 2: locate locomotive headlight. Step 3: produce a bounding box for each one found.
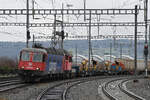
[36,68,40,70]
[22,66,24,69]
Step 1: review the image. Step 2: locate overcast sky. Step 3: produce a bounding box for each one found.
[0,0,145,9]
[0,0,149,42]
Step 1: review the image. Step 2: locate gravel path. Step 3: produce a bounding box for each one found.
[126,78,150,100]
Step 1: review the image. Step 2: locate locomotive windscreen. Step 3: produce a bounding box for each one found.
[33,53,43,62]
[21,52,30,61]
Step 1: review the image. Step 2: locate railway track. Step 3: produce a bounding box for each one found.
[36,76,124,100]
[0,79,21,85]
[0,76,19,81]
[102,78,145,100]
[36,76,103,100]
[0,80,29,93]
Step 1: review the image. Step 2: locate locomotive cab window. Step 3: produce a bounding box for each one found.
[42,54,46,62]
[33,53,43,62]
[21,52,30,61]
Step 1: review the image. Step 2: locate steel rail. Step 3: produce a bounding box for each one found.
[0,83,29,93]
[102,78,145,100]
[119,79,145,100]
[37,76,111,100]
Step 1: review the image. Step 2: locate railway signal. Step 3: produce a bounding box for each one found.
[144,44,148,56]
[27,30,31,40]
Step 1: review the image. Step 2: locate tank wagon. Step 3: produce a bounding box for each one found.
[110,58,150,75]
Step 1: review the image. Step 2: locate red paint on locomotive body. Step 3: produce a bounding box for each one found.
[19,50,46,72]
[62,56,72,71]
[19,61,46,71]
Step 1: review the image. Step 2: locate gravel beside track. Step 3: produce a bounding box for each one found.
[65,76,131,100]
[66,76,144,100]
[66,78,109,100]
[126,78,150,100]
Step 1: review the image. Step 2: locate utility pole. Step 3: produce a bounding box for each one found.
[144,0,148,77]
[84,0,86,21]
[61,3,64,49]
[52,14,56,48]
[134,5,138,76]
[88,11,92,70]
[26,0,30,48]
[66,4,73,22]
[149,25,150,59]
[32,0,35,19]
[33,34,35,45]
[98,24,100,36]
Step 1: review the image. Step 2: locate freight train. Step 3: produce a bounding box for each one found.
[18,46,150,82]
[18,47,73,82]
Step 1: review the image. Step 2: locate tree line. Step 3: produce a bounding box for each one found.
[0,56,18,75]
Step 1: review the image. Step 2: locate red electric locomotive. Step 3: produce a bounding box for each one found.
[18,47,72,82]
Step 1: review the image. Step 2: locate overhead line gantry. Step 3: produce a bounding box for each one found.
[0,22,148,27]
[0,8,143,15]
